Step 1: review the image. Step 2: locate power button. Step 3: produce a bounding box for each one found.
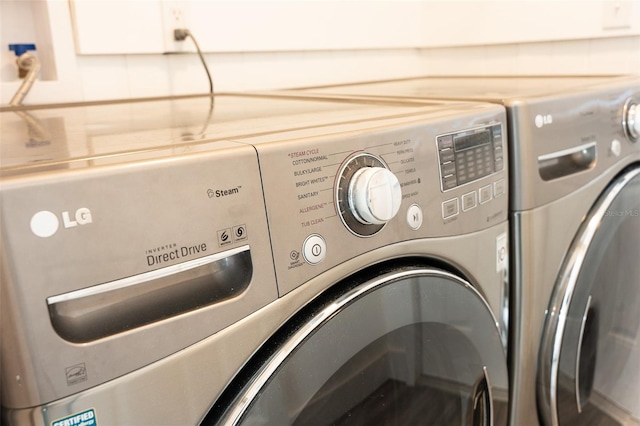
[303,234,327,265]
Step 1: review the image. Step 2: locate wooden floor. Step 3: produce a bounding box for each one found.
[295,378,508,426]
[556,388,623,426]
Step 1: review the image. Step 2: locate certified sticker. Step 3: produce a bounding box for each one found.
[51,408,97,426]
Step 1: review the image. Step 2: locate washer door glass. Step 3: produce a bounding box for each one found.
[207,265,508,426]
[539,166,640,426]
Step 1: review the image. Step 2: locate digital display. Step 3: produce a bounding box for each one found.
[454,130,491,152]
[437,124,503,191]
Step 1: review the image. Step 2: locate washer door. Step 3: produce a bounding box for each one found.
[539,166,640,426]
[203,264,508,426]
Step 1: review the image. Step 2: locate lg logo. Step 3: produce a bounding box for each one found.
[535,114,553,128]
[30,208,93,238]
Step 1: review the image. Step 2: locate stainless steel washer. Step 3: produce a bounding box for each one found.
[1,93,509,425]
[290,75,640,425]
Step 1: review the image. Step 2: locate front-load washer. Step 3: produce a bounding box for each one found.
[289,75,640,425]
[1,93,509,425]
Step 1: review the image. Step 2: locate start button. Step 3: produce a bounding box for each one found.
[303,234,327,265]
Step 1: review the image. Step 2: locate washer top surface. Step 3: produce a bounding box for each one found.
[300,75,636,103]
[296,76,640,210]
[1,93,484,175]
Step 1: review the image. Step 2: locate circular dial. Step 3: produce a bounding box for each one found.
[623,98,639,142]
[336,153,402,237]
[349,167,402,225]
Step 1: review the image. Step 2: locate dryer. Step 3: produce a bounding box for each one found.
[1,94,509,425]
[290,75,640,425]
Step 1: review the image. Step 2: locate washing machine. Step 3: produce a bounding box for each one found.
[289,75,640,425]
[1,93,509,425]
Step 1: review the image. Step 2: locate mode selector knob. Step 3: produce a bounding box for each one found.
[336,153,401,237]
[623,99,639,142]
[349,167,402,225]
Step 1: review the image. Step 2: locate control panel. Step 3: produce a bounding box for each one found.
[437,124,504,191]
[252,107,508,296]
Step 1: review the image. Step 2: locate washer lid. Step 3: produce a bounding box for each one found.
[204,264,508,425]
[0,93,477,174]
[295,75,635,103]
[538,165,640,426]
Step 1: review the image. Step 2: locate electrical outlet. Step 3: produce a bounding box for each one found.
[602,1,632,30]
[162,1,192,52]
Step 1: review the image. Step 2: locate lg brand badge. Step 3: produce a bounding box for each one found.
[30,208,92,238]
[535,114,553,128]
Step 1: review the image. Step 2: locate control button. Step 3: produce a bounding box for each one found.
[439,149,455,164]
[336,153,389,237]
[610,139,622,157]
[494,179,506,197]
[406,204,423,230]
[496,232,508,273]
[623,99,639,141]
[462,192,477,211]
[441,161,456,176]
[442,174,457,190]
[303,234,326,265]
[442,198,459,219]
[494,158,504,171]
[479,185,493,204]
[349,167,402,225]
[438,135,453,150]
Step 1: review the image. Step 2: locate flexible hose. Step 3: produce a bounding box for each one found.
[10,53,41,106]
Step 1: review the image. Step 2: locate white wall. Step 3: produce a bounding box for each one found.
[68,1,640,53]
[1,0,639,105]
